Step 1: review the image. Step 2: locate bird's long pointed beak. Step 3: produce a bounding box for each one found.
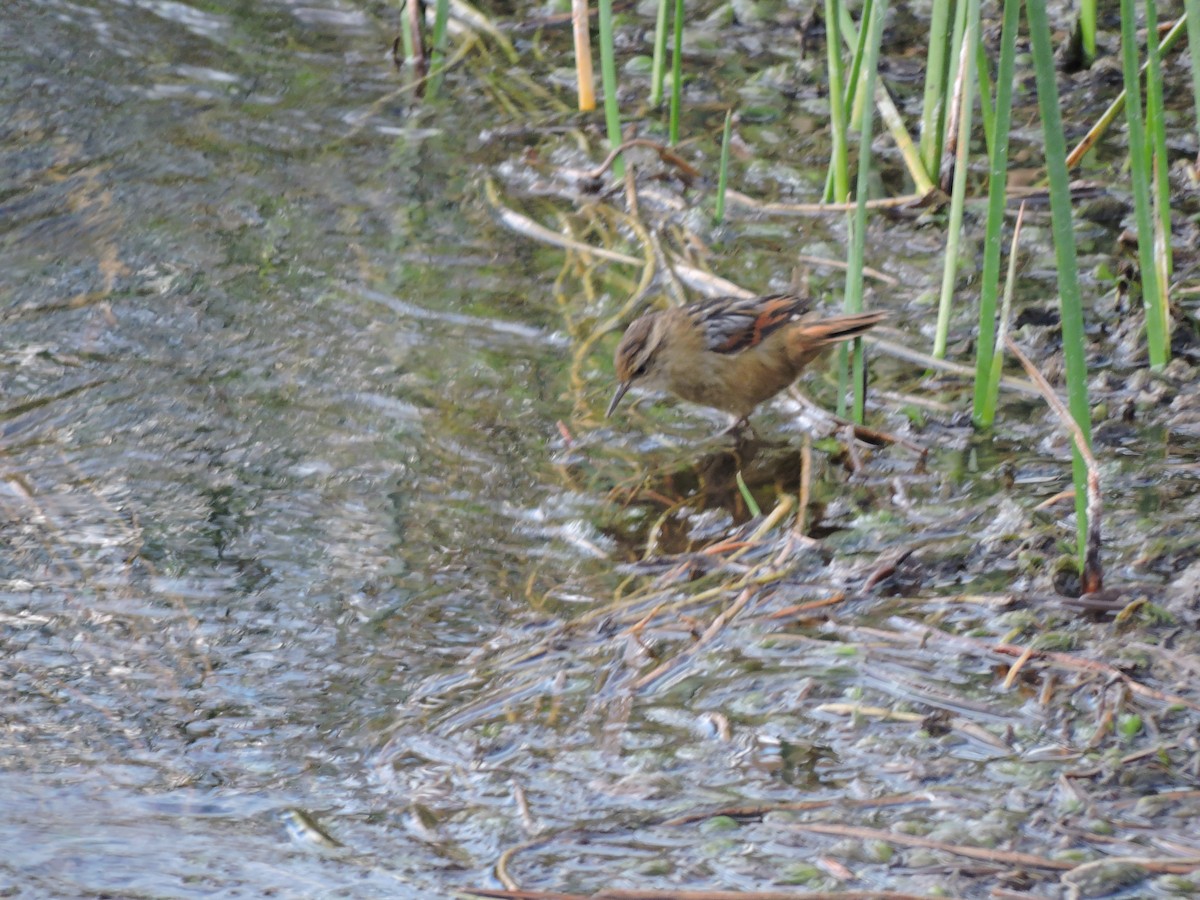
[606,380,632,418]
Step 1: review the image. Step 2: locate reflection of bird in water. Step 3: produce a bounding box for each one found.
[633,438,796,524]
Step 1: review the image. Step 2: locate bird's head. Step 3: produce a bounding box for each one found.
[606,311,669,417]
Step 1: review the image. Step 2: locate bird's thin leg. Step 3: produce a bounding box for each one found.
[720,416,755,439]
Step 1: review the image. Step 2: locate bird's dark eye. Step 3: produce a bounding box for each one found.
[633,363,647,377]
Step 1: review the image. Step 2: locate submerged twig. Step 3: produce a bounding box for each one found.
[1063,856,1200,882]
[583,138,704,183]
[664,792,929,826]
[793,252,898,287]
[631,586,757,691]
[795,432,813,538]
[1001,644,1036,689]
[763,591,846,620]
[486,181,643,266]
[466,888,943,899]
[870,621,1200,713]
[664,258,753,298]
[788,389,928,456]
[727,189,934,215]
[867,334,1040,397]
[493,837,552,890]
[785,822,1074,870]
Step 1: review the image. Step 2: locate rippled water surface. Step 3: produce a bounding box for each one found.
[4,1,1200,897]
[3,0,585,894]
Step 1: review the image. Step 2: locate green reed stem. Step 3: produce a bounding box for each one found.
[918,0,953,176]
[1188,1,1200,156]
[945,0,969,139]
[824,0,849,204]
[596,0,623,176]
[1142,0,1172,285]
[649,0,669,107]
[1120,0,1168,368]
[972,0,1020,426]
[399,0,418,61]
[845,0,873,129]
[975,38,995,156]
[826,5,933,198]
[932,0,979,360]
[839,0,887,423]
[426,0,451,98]
[714,109,733,224]
[1079,0,1097,67]
[1027,0,1093,561]
[669,0,684,145]
[736,471,762,518]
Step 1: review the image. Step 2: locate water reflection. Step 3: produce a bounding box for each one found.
[1,0,580,893]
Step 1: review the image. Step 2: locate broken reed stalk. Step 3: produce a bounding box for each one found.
[572,0,595,110]
[1004,336,1103,594]
[795,433,813,537]
[404,0,427,70]
[1065,16,1188,168]
[977,199,1027,427]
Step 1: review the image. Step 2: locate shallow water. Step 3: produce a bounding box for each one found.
[3,1,1200,897]
[2,0,584,894]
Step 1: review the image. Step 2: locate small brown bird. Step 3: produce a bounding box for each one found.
[607,293,884,428]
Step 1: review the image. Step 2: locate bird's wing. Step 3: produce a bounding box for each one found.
[689,293,811,354]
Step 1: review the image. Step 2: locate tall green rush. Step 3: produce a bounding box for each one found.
[972,0,1021,426]
[1120,0,1169,368]
[918,0,953,176]
[668,0,684,145]
[426,0,451,98]
[398,0,420,64]
[1141,0,1173,289]
[824,0,849,204]
[1188,0,1200,160]
[1079,0,1097,67]
[714,109,733,225]
[597,0,624,177]
[845,0,875,128]
[1027,0,1093,562]
[932,0,980,361]
[649,0,670,107]
[838,0,888,423]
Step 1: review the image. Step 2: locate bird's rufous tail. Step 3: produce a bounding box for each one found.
[789,310,885,345]
[785,311,885,366]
